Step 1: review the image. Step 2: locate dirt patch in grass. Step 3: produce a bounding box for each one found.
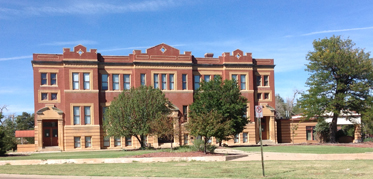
[304,142,373,148]
[124,151,224,158]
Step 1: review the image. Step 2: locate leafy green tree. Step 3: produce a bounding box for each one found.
[187,110,230,153]
[299,35,373,143]
[15,112,35,144]
[150,115,177,150]
[1,115,17,151]
[16,112,34,130]
[0,128,5,155]
[188,76,248,147]
[104,86,171,148]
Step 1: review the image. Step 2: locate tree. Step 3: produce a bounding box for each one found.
[15,112,35,144]
[150,115,177,150]
[1,115,17,151]
[16,112,34,130]
[104,86,171,148]
[188,76,248,148]
[299,35,373,143]
[275,90,302,119]
[187,110,230,153]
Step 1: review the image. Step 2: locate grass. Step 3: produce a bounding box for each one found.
[0,150,158,161]
[0,160,373,178]
[234,145,373,154]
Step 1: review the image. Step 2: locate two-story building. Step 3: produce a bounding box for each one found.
[26,43,276,151]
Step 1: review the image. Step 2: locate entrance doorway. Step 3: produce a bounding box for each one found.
[261,118,268,140]
[43,120,58,147]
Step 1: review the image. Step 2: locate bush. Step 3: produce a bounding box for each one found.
[363,138,373,142]
[315,121,330,143]
[192,139,217,153]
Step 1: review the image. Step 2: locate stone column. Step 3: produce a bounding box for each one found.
[58,119,64,150]
[269,116,274,141]
[353,124,362,143]
[37,120,42,150]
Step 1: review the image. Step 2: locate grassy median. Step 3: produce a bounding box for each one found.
[0,160,373,178]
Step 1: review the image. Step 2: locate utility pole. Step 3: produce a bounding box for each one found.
[255,105,265,177]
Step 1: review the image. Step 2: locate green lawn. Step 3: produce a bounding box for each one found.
[0,150,158,160]
[1,160,373,178]
[234,145,373,154]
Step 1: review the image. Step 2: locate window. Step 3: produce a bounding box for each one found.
[72,73,79,90]
[113,74,119,90]
[103,136,110,147]
[74,137,81,148]
[83,73,90,90]
[51,93,57,100]
[184,134,188,145]
[123,74,130,90]
[264,75,269,86]
[140,74,146,86]
[256,76,262,86]
[85,136,91,148]
[154,74,159,89]
[41,73,47,85]
[214,75,220,79]
[243,105,247,118]
[306,126,315,140]
[125,136,132,146]
[161,74,166,90]
[114,137,121,147]
[169,74,174,90]
[73,106,80,125]
[234,134,239,143]
[84,106,91,124]
[264,93,269,99]
[182,74,187,90]
[183,105,188,122]
[232,74,237,82]
[240,75,246,90]
[41,93,48,100]
[50,73,57,85]
[257,93,262,100]
[207,137,212,144]
[194,75,200,90]
[243,132,248,143]
[102,74,108,90]
[204,75,210,82]
[102,107,107,121]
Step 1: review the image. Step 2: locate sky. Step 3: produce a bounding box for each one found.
[1,0,373,115]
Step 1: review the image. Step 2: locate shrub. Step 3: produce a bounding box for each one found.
[315,121,330,143]
[192,139,216,153]
[363,138,373,142]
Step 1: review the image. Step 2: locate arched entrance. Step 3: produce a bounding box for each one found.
[36,104,64,150]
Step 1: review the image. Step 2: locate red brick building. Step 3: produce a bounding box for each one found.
[29,43,276,151]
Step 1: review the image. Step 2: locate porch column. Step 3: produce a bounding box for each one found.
[173,117,180,147]
[269,116,276,142]
[37,120,42,149]
[353,124,362,143]
[58,119,64,150]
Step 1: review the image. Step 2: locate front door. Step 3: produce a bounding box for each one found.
[261,118,268,140]
[43,121,58,147]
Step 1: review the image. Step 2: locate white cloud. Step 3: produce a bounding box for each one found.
[0,0,178,17]
[2,105,34,116]
[0,55,32,61]
[285,26,373,38]
[40,40,97,46]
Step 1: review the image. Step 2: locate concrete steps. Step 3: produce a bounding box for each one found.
[39,146,61,152]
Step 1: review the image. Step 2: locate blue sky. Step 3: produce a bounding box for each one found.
[1,0,373,115]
